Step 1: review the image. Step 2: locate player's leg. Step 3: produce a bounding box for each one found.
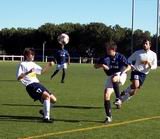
[104,88,113,124]
[61,63,67,83]
[50,69,59,79]
[112,75,121,100]
[41,91,53,122]
[50,94,57,104]
[61,68,65,83]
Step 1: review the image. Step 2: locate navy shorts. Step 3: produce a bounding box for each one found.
[130,71,146,86]
[26,83,50,102]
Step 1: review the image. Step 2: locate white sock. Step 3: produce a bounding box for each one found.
[43,99,50,119]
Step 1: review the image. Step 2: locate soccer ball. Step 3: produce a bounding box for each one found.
[57,33,69,45]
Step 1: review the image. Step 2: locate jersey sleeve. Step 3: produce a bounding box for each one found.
[120,54,128,66]
[33,63,42,75]
[16,63,23,79]
[128,51,137,65]
[150,52,157,70]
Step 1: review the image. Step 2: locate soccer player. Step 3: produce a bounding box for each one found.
[94,41,131,124]
[16,48,57,123]
[50,43,70,83]
[121,38,157,103]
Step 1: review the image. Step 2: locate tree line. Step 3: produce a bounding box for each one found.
[0,22,159,59]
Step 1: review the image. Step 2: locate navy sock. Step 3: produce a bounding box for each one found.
[104,100,111,117]
[113,82,120,99]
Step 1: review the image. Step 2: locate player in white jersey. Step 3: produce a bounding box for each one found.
[120,39,157,103]
[16,48,57,123]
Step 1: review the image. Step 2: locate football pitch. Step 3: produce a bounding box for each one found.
[0,62,160,139]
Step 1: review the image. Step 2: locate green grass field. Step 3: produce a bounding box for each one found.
[0,62,160,139]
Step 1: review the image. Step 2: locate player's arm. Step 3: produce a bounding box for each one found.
[94,64,109,70]
[17,69,33,80]
[121,65,131,75]
[147,53,157,70]
[41,61,54,74]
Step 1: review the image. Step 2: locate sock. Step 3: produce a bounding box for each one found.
[61,69,65,82]
[124,86,131,94]
[121,93,131,102]
[51,70,59,78]
[43,99,50,119]
[104,100,111,117]
[113,82,120,99]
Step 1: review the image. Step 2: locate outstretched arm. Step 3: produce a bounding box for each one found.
[41,61,55,74]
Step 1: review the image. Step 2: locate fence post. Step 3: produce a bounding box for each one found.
[45,56,48,62]
[79,57,81,64]
[91,57,93,64]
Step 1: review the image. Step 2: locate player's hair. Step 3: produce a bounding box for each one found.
[105,41,117,50]
[142,38,151,46]
[23,48,35,59]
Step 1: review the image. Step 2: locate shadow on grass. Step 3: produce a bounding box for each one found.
[2,103,102,109]
[0,115,103,123]
[0,79,17,82]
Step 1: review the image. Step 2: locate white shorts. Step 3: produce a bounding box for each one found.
[56,63,67,70]
[105,72,127,89]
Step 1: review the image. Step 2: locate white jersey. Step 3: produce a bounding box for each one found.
[128,49,157,74]
[16,61,42,86]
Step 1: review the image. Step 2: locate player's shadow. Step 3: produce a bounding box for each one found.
[3,103,102,109]
[0,115,42,123]
[0,79,17,82]
[1,104,103,123]
[0,115,103,123]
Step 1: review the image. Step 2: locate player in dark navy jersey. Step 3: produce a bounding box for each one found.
[94,41,131,124]
[50,43,70,83]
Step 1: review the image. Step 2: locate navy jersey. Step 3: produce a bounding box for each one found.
[98,53,128,76]
[55,49,70,64]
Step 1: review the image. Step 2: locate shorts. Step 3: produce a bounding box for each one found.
[56,63,67,70]
[105,72,127,89]
[130,70,146,86]
[26,82,50,102]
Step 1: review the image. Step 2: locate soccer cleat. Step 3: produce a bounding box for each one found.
[39,109,44,117]
[120,91,126,96]
[113,98,122,109]
[43,118,53,123]
[61,80,64,83]
[104,116,112,124]
[50,76,53,80]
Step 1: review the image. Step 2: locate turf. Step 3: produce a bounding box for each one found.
[0,62,160,139]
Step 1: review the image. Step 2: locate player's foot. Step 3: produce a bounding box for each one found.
[120,91,125,96]
[61,80,64,83]
[113,98,122,109]
[43,118,53,123]
[104,116,112,124]
[39,109,44,117]
[50,75,54,80]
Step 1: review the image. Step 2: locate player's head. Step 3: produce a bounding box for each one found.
[23,48,35,61]
[142,38,151,51]
[105,41,117,56]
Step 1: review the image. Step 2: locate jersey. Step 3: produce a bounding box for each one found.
[128,49,157,74]
[55,48,70,64]
[16,61,42,86]
[98,53,128,76]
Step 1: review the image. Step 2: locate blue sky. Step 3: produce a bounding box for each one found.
[0,0,157,34]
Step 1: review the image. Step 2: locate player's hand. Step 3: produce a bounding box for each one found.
[141,60,148,65]
[102,64,109,70]
[27,68,34,75]
[48,61,54,66]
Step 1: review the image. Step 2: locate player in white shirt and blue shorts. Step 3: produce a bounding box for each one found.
[16,48,57,123]
[121,39,157,103]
